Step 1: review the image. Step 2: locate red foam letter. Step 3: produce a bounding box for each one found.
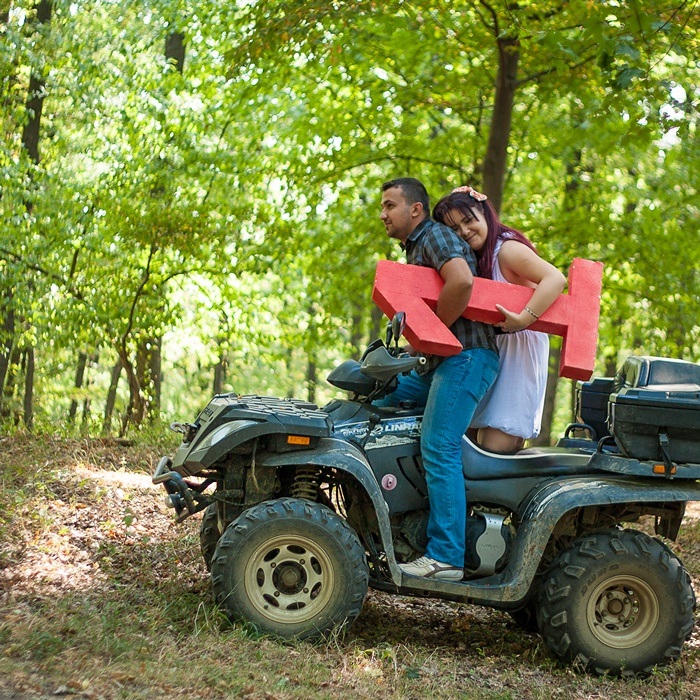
[372,258,603,381]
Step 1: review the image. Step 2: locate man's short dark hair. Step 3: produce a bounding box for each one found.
[382,177,430,215]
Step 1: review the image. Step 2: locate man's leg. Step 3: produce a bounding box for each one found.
[420,348,499,568]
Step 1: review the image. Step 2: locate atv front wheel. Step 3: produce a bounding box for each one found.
[537,528,696,675]
[508,599,539,632]
[199,503,223,572]
[211,498,369,640]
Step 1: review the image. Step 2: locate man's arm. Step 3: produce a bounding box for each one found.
[436,257,473,327]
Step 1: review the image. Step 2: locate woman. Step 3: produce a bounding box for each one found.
[433,186,566,453]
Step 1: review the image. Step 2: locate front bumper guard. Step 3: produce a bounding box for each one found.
[152,456,208,521]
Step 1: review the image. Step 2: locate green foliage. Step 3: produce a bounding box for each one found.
[0,1,698,433]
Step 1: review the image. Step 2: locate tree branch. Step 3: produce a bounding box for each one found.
[650,0,696,71]
[201,116,235,207]
[312,153,471,184]
[0,245,85,301]
[122,244,157,348]
[516,52,598,87]
[478,0,499,36]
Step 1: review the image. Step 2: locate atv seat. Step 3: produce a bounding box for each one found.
[461,436,593,480]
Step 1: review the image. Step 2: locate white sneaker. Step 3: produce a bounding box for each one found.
[399,555,463,581]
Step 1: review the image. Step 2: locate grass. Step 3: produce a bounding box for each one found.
[1,434,699,699]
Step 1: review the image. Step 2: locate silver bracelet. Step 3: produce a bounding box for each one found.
[524,306,539,320]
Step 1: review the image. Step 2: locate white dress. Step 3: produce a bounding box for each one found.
[470,239,549,439]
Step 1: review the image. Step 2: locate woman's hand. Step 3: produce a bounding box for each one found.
[494,304,531,333]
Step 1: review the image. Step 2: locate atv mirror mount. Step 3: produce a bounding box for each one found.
[391,312,405,348]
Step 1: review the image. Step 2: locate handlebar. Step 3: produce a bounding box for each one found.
[360,345,426,381]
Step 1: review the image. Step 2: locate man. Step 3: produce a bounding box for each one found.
[377,177,499,581]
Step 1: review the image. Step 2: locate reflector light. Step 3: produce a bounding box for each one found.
[288,435,311,445]
[653,464,676,475]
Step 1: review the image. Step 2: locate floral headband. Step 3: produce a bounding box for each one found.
[452,185,487,202]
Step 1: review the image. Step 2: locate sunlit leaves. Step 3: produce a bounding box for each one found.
[1,0,699,430]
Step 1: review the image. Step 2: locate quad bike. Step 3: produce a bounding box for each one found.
[153,314,700,675]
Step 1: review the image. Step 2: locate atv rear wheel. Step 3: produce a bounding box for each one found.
[537,528,695,676]
[199,503,223,572]
[211,498,369,640]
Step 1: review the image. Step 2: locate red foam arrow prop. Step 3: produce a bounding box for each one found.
[372,258,603,381]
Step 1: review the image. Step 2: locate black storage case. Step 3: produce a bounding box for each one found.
[608,356,700,464]
[614,355,700,389]
[576,377,614,439]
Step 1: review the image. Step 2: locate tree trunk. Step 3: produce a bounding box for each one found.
[134,337,161,423]
[305,303,319,404]
[12,1,52,426]
[114,28,186,433]
[370,304,384,346]
[103,358,122,434]
[21,0,52,165]
[213,309,231,395]
[120,27,186,424]
[605,356,617,378]
[23,347,34,429]
[570,376,577,425]
[1,346,21,420]
[81,352,98,426]
[531,339,561,446]
[306,356,317,405]
[165,32,185,72]
[481,36,519,213]
[119,349,146,432]
[120,394,134,437]
[533,137,587,443]
[0,295,15,415]
[213,354,227,394]
[69,351,88,421]
[148,336,162,419]
[350,310,365,360]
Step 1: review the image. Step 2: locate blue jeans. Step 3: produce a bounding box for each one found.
[376,348,499,567]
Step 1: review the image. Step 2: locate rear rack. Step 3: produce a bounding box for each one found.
[588,451,700,480]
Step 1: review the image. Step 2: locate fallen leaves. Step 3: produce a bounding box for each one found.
[1,435,700,700]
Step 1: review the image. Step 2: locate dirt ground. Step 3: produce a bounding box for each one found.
[1,436,700,700]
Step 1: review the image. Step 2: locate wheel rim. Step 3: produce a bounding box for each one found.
[243,533,335,625]
[586,574,660,649]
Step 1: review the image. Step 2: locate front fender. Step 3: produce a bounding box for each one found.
[173,395,333,474]
[257,437,402,579]
[174,419,263,472]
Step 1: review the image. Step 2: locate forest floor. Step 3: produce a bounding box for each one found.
[1,433,700,700]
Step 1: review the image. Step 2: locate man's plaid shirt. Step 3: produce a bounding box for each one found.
[403,217,497,373]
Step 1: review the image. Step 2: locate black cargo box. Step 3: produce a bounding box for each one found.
[609,388,700,463]
[608,356,700,464]
[576,377,614,440]
[615,355,700,389]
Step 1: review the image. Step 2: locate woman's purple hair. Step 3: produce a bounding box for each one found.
[432,191,537,279]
